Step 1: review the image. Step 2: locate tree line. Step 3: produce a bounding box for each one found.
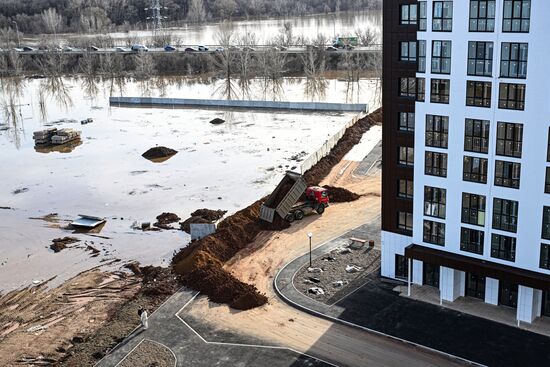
[0,0,380,35]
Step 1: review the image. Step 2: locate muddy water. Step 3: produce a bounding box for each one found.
[0,76,379,292]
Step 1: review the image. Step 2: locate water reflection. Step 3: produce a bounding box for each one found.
[34,138,82,154]
[0,76,26,148]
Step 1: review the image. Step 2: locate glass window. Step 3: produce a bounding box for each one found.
[395,254,409,279]
[463,156,488,184]
[498,83,526,110]
[496,122,523,158]
[432,41,452,74]
[426,115,449,149]
[493,198,519,233]
[431,79,450,104]
[464,119,490,154]
[491,234,516,261]
[418,40,426,72]
[424,220,446,245]
[542,206,550,240]
[399,112,415,132]
[400,41,417,62]
[466,81,492,108]
[399,78,424,101]
[461,227,485,255]
[417,78,425,102]
[401,4,418,25]
[541,244,550,270]
[399,146,414,166]
[495,160,521,189]
[433,1,453,31]
[398,211,413,233]
[500,43,528,78]
[424,186,446,219]
[468,41,493,77]
[462,193,486,226]
[425,151,448,177]
[545,168,550,194]
[469,0,496,32]
[503,0,531,33]
[419,2,427,31]
[398,179,414,199]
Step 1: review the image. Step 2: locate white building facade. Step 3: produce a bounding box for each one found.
[382,0,550,324]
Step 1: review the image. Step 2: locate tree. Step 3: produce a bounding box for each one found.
[187,0,207,23]
[41,8,63,42]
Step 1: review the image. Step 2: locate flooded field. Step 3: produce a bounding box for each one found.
[0,76,379,292]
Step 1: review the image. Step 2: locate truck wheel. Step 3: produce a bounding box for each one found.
[284,214,295,223]
[316,205,325,215]
[294,210,305,220]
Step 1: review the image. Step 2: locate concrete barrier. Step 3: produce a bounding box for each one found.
[109,97,368,113]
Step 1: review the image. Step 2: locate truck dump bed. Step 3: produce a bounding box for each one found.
[260,171,307,223]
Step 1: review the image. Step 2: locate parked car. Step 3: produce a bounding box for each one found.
[215,47,225,52]
[164,45,176,52]
[116,47,126,52]
[326,46,338,52]
[242,46,255,52]
[131,44,149,52]
[197,45,209,52]
[228,46,241,51]
[63,46,74,52]
[22,46,36,52]
[184,47,197,53]
[88,45,100,52]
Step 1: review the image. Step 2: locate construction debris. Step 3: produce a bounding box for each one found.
[307,267,323,273]
[308,287,325,295]
[50,237,80,253]
[70,215,106,229]
[154,212,181,229]
[81,118,94,125]
[345,265,362,273]
[33,128,81,147]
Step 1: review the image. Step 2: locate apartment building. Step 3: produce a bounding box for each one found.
[382,0,550,323]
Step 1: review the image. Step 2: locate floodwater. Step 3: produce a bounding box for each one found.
[57,10,382,46]
[0,75,380,292]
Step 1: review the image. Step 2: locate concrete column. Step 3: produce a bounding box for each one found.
[440,267,464,302]
[517,286,542,324]
[412,260,423,285]
[485,277,499,305]
[407,258,412,297]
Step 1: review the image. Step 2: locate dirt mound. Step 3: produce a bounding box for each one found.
[323,185,361,203]
[303,107,382,186]
[154,212,181,229]
[181,264,267,310]
[210,118,225,125]
[190,209,227,222]
[50,237,80,253]
[180,216,211,233]
[142,146,177,160]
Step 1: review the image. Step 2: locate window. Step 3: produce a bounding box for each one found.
[463,156,488,184]
[398,211,413,233]
[542,206,550,240]
[548,128,550,162]
[467,41,493,76]
[425,151,448,177]
[431,79,450,104]
[503,0,531,33]
[424,186,446,219]
[496,122,523,158]
[419,1,427,31]
[469,0,496,32]
[433,1,453,31]
[461,228,485,255]
[541,244,550,270]
[418,40,426,72]
[431,41,452,74]
[398,146,414,166]
[399,78,424,101]
[466,81,492,107]
[398,179,414,199]
[426,115,449,148]
[500,43,528,78]
[491,234,516,261]
[464,119,490,154]
[462,193,486,226]
[399,112,415,132]
[499,83,526,110]
[400,41,417,62]
[495,160,521,189]
[493,198,519,233]
[401,4,418,25]
[545,168,550,194]
[395,254,409,279]
[424,220,445,246]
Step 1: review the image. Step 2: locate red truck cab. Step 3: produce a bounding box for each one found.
[305,186,330,206]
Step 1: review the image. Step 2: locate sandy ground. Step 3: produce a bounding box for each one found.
[0,267,140,366]
[119,339,176,367]
[184,162,465,367]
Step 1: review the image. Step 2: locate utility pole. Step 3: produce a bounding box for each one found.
[11,20,20,47]
[145,0,168,37]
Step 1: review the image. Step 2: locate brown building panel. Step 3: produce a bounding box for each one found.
[382,0,418,236]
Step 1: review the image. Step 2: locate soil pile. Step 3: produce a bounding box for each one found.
[210,118,225,125]
[266,181,294,209]
[142,146,177,160]
[154,212,181,229]
[323,185,361,203]
[303,107,382,186]
[180,216,211,233]
[180,209,227,233]
[50,237,80,253]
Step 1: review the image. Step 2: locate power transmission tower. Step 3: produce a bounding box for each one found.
[145,0,168,36]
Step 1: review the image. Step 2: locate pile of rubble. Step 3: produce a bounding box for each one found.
[33,128,81,146]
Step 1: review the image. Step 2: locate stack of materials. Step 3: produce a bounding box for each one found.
[33,128,58,145]
[51,129,81,145]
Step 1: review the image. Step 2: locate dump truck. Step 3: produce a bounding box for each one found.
[260,171,329,223]
[333,36,358,49]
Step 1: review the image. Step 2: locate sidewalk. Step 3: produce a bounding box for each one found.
[274,225,550,367]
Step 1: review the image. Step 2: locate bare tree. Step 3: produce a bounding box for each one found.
[41,8,63,43]
[187,0,207,23]
[277,22,294,47]
[355,28,379,47]
[134,52,156,80]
